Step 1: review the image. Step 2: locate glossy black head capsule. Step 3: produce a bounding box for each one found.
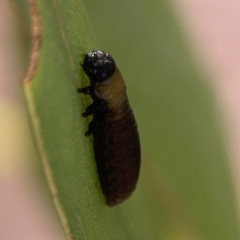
[81,50,116,82]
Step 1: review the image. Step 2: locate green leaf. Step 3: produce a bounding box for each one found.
[20,0,240,239]
[22,0,134,239]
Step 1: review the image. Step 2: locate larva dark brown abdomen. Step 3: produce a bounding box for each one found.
[78,50,141,206]
[93,99,140,206]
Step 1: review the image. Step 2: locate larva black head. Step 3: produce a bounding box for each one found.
[82,50,116,82]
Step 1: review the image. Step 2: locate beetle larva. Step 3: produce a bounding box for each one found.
[78,50,141,206]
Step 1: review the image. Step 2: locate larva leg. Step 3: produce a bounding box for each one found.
[85,118,99,136]
[78,86,91,95]
[82,103,97,117]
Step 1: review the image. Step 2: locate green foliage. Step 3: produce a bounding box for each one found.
[20,0,240,239]
[22,0,134,239]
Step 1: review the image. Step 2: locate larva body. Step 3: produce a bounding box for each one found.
[78,51,141,206]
